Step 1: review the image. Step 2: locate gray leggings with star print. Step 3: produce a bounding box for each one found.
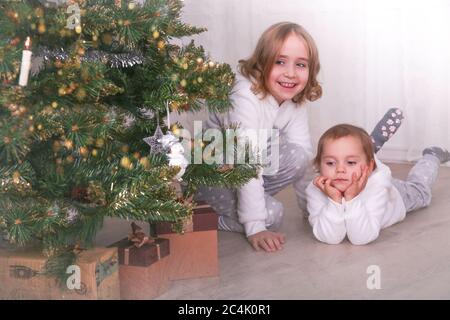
[392,154,440,212]
[194,143,313,233]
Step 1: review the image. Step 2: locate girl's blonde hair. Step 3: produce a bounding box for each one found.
[239,22,322,105]
[313,124,376,170]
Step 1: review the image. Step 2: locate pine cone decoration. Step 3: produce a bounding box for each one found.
[70,186,89,202]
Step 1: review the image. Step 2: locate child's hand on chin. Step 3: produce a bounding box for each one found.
[344,163,373,201]
[313,176,343,203]
[248,230,285,252]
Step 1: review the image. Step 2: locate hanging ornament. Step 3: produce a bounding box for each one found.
[143,102,189,180]
[123,113,136,128]
[143,112,164,155]
[138,107,155,119]
[160,133,189,181]
[104,107,118,124]
[65,207,80,224]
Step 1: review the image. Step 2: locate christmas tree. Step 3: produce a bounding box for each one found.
[0,0,258,277]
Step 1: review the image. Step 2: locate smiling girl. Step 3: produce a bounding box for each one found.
[196,22,322,252]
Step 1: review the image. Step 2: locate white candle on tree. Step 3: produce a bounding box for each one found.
[18,37,32,87]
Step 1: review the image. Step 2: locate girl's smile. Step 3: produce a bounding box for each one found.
[267,33,310,105]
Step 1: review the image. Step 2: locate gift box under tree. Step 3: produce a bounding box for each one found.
[109,222,171,300]
[0,247,120,300]
[154,201,219,280]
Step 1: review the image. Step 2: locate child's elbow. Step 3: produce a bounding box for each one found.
[347,233,379,246]
[324,237,345,245]
[314,230,346,245]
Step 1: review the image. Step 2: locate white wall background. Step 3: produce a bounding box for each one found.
[175,0,450,164]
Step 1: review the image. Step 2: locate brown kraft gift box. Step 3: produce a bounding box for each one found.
[154,202,219,280]
[0,247,120,300]
[109,237,170,300]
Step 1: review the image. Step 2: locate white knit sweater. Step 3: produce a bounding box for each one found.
[306,156,407,245]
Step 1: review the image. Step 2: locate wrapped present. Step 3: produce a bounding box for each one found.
[113,238,169,267]
[0,247,120,300]
[154,201,219,280]
[111,223,170,267]
[109,222,171,300]
[155,215,193,234]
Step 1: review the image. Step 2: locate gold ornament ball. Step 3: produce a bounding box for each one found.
[75,88,87,100]
[75,25,82,34]
[180,79,187,87]
[196,57,203,64]
[52,141,61,153]
[79,147,88,157]
[64,140,73,150]
[12,171,21,184]
[128,2,136,10]
[102,33,113,45]
[153,30,160,39]
[121,145,130,153]
[120,156,132,169]
[51,101,58,109]
[92,149,98,157]
[38,23,46,34]
[208,61,215,68]
[197,77,203,83]
[139,157,150,169]
[157,40,165,50]
[34,7,44,18]
[95,138,105,148]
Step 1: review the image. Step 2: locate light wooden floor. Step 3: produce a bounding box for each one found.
[96,163,450,299]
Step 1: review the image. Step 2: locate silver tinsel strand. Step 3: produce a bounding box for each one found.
[31,47,144,75]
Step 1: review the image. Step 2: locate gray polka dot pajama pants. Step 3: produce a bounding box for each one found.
[194,143,313,233]
[392,154,441,212]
